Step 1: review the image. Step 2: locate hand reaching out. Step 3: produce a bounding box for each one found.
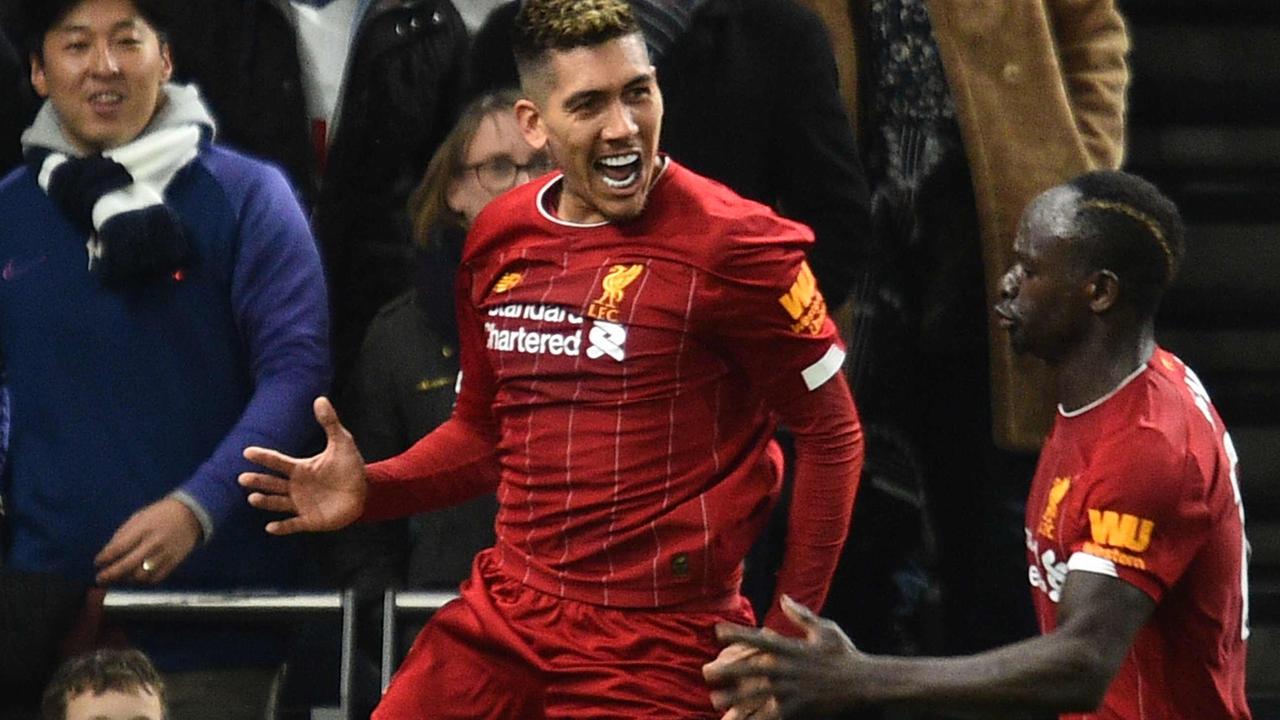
[704,595,866,718]
[708,641,783,720]
[239,396,368,535]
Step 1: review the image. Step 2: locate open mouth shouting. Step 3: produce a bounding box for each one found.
[596,151,642,190]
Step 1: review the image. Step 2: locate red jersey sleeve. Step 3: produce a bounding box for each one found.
[700,223,863,632]
[1063,427,1212,602]
[764,373,863,632]
[699,230,846,408]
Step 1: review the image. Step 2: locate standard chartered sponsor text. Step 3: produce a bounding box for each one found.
[487,303,584,324]
[486,322,584,356]
[486,304,631,360]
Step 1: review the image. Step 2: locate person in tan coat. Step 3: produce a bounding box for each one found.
[797,0,1129,659]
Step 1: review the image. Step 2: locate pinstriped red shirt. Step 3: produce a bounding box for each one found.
[443,160,849,609]
[1026,348,1250,719]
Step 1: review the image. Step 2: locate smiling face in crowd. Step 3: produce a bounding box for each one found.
[31,0,173,153]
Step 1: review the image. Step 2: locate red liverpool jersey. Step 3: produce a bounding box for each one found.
[440,160,848,609]
[1025,347,1250,719]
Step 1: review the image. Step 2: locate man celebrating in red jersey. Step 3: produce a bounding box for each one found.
[705,170,1252,720]
[238,0,863,717]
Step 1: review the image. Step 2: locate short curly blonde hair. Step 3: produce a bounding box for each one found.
[512,0,643,95]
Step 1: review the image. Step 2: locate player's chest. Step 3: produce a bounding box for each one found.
[1024,445,1090,606]
[470,251,718,382]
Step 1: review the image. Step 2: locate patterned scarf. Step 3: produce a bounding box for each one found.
[22,84,214,287]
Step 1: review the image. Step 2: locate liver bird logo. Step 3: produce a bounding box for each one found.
[597,264,644,307]
[588,264,645,322]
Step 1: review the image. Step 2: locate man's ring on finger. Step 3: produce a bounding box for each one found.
[141,559,156,573]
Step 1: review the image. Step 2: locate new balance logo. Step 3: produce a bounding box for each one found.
[492,272,523,294]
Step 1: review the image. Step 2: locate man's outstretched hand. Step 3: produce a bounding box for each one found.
[239,396,367,535]
[703,595,866,719]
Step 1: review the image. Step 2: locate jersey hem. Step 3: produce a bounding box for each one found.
[492,538,743,612]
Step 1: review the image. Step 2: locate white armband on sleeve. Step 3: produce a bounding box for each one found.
[1067,550,1118,578]
[801,345,846,391]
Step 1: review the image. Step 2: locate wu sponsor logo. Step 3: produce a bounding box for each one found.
[588,264,644,322]
[777,262,826,335]
[1088,509,1155,553]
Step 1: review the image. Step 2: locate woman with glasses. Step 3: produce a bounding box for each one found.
[320,88,552,715]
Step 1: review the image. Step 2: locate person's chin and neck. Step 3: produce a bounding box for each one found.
[514,31,665,226]
[55,89,168,155]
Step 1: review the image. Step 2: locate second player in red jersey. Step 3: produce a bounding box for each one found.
[705,171,1251,720]
[1027,346,1249,719]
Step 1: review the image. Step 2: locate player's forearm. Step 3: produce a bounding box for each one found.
[767,373,864,630]
[854,632,1112,716]
[361,415,500,521]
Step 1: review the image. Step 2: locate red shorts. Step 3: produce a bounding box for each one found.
[373,549,756,719]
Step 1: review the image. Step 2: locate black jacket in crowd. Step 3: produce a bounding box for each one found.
[333,225,497,594]
[1,22,34,177]
[163,0,469,377]
[468,0,871,304]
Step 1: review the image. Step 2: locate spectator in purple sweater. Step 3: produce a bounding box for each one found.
[0,0,329,715]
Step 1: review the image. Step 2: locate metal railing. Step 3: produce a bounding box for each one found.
[379,590,458,690]
[104,590,353,718]
[102,588,458,719]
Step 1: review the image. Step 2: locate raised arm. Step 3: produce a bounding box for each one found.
[240,262,502,531]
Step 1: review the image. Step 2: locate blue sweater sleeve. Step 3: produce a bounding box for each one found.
[177,157,332,536]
